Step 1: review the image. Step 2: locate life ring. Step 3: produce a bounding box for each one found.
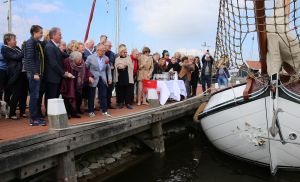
[193,102,207,123]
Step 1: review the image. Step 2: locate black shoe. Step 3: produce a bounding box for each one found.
[117,103,124,109]
[108,105,116,109]
[71,114,81,118]
[126,105,133,109]
[77,110,84,115]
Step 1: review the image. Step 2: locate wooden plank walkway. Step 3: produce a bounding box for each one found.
[0,103,150,143]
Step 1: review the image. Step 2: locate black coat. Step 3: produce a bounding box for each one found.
[1,45,23,85]
[191,63,200,84]
[201,55,214,77]
[44,41,69,84]
[152,62,166,76]
[166,62,181,73]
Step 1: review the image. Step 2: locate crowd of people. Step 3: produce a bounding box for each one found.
[0,25,229,126]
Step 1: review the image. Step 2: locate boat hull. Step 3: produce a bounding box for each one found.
[199,84,300,173]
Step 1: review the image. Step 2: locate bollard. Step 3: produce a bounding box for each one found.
[147,88,160,107]
[47,99,77,182]
[47,99,69,130]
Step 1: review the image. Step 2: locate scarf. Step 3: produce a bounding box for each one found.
[130,54,138,75]
[70,59,86,90]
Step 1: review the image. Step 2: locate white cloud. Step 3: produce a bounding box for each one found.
[127,0,219,54]
[128,0,218,39]
[27,2,59,13]
[0,3,41,44]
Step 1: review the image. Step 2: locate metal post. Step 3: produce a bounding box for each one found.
[8,0,12,32]
[115,0,120,52]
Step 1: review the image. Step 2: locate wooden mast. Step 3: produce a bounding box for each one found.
[254,0,267,75]
[244,0,268,100]
[84,0,97,43]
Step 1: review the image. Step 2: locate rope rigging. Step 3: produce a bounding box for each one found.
[214,0,300,79]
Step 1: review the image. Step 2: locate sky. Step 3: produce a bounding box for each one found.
[0,0,220,56]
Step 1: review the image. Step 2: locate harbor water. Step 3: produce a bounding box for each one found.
[101,124,300,182]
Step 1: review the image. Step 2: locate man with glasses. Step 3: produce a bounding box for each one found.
[86,44,112,117]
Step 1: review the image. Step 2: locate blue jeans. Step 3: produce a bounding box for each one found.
[88,78,108,113]
[201,75,211,93]
[27,74,41,120]
[217,75,228,88]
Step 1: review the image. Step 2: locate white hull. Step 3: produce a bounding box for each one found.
[200,84,300,173]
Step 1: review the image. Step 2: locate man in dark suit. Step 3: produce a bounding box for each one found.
[44,27,73,107]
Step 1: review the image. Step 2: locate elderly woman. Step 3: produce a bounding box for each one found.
[1,33,26,120]
[166,57,181,73]
[59,41,67,53]
[153,58,167,75]
[67,40,77,54]
[174,52,181,63]
[61,51,94,118]
[137,47,154,105]
[115,46,134,109]
[179,56,195,97]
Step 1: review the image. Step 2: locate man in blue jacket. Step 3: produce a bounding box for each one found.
[24,25,46,126]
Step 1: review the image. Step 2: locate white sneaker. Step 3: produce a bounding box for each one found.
[102,112,111,117]
[89,112,96,118]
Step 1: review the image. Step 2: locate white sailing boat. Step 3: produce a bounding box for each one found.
[195,0,300,174]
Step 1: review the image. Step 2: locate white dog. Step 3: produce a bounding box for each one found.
[0,101,9,119]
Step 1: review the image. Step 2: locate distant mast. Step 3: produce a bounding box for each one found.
[115,0,120,52]
[4,0,12,32]
[8,0,12,32]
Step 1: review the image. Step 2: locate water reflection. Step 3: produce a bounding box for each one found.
[104,131,300,182]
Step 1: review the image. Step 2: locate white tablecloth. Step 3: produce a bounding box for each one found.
[156,80,187,105]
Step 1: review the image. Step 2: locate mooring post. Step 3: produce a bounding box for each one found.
[47,99,77,181]
[151,121,165,153]
[48,99,69,130]
[57,151,77,182]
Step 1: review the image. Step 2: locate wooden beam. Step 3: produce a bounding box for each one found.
[151,121,165,153]
[284,0,291,16]
[57,151,77,182]
[254,0,268,75]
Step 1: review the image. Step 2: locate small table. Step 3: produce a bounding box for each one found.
[156,80,187,105]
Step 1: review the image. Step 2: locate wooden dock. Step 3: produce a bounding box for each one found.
[0,94,208,182]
